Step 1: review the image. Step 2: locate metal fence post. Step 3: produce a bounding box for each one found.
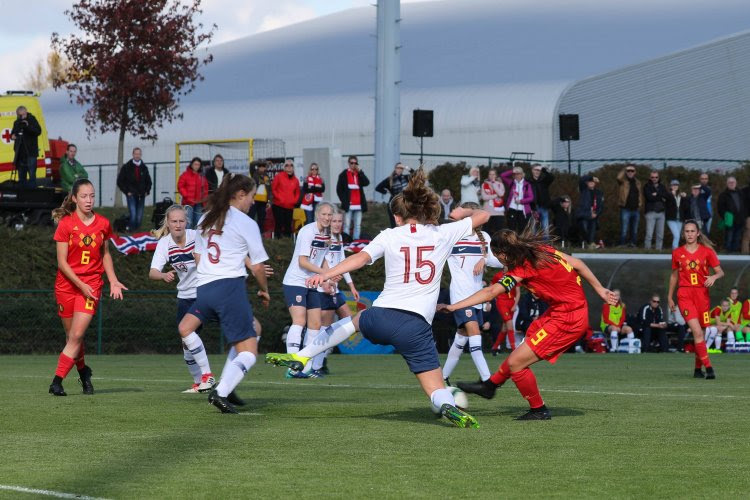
[96,298,103,354]
[98,165,102,207]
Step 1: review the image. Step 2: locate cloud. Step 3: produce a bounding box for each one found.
[0,36,52,91]
[258,2,317,33]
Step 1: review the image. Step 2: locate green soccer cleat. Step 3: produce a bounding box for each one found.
[265,352,309,372]
[440,404,480,429]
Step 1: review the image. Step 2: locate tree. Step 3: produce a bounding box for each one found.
[51,0,215,206]
[24,51,73,92]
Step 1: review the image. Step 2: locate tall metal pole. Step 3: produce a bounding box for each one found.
[374,0,401,185]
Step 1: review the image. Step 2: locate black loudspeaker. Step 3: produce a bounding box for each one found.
[413,109,434,137]
[559,114,580,141]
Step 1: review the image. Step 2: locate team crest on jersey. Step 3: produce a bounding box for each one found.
[684,309,689,316]
[465,309,473,317]
[688,260,698,269]
[296,295,302,303]
[82,234,93,246]
[58,304,64,312]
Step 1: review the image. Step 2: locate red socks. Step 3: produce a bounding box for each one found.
[491,332,506,351]
[55,353,76,379]
[507,330,516,350]
[76,343,86,371]
[490,359,511,386]
[695,341,712,369]
[511,368,544,409]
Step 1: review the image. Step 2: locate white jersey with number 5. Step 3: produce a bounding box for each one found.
[194,206,269,286]
[362,217,473,323]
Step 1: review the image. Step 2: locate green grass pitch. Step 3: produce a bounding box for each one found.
[1,353,749,499]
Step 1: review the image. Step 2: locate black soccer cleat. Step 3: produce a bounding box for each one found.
[226,390,246,406]
[208,390,238,414]
[457,378,498,400]
[515,406,552,420]
[694,369,705,379]
[49,376,67,396]
[78,365,94,395]
[705,367,716,380]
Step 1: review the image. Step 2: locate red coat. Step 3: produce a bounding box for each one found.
[272,172,300,209]
[178,169,209,206]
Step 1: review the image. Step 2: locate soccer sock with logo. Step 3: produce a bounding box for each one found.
[75,342,86,371]
[489,358,511,386]
[216,351,256,398]
[610,331,619,352]
[182,332,211,375]
[184,347,202,384]
[430,388,456,410]
[301,329,319,372]
[511,368,544,408]
[286,324,304,353]
[714,333,723,350]
[704,327,717,348]
[54,353,76,379]
[491,331,506,351]
[507,329,516,350]
[442,333,468,379]
[221,345,237,380]
[468,335,490,381]
[298,318,356,358]
[695,340,712,368]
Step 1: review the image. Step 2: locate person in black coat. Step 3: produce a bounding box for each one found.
[204,154,227,193]
[116,147,152,231]
[643,171,670,250]
[10,106,42,187]
[375,162,410,227]
[551,195,573,247]
[575,175,603,247]
[638,295,669,352]
[717,176,746,252]
[336,156,370,239]
[529,165,554,238]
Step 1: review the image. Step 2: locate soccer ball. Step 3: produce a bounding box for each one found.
[430,386,469,414]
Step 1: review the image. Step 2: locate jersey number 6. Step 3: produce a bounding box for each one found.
[207,230,221,264]
[400,246,436,284]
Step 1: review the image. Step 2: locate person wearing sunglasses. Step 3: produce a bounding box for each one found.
[643,170,669,250]
[336,155,370,240]
[300,163,326,224]
[616,165,643,247]
[638,295,669,353]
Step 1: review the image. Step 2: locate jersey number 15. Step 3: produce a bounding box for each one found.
[400,246,435,284]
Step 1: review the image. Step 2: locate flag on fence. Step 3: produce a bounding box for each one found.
[344,239,370,253]
[111,232,158,255]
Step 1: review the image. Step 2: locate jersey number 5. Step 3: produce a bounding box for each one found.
[207,230,221,264]
[400,246,436,284]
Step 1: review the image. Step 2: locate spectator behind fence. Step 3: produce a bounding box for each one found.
[551,195,573,247]
[59,143,88,193]
[460,166,481,204]
[741,181,750,254]
[617,165,642,247]
[529,164,554,238]
[501,166,534,233]
[686,183,710,230]
[177,157,209,229]
[205,154,226,193]
[699,172,713,233]
[375,162,410,228]
[336,155,369,239]
[601,289,634,352]
[116,147,152,231]
[480,168,505,235]
[665,180,688,251]
[10,105,41,188]
[575,175,603,248]
[639,295,669,353]
[643,170,669,250]
[718,176,746,252]
[250,160,272,231]
[272,159,300,238]
[439,189,457,224]
[301,162,325,224]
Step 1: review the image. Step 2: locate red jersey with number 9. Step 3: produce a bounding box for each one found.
[507,248,585,312]
[53,212,112,286]
[671,244,719,288]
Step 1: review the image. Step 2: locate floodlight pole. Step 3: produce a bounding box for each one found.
[374,0,401,185]
[567,139,572,174]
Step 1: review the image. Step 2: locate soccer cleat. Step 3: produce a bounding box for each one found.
[197,373,216,393]
[693,369,705,378]
[285,369,310,379]
[705,367,716,380]
[77,365,94,395]
[457,378,498,399]
[226,390,246,406]
[320,358,330,375]
[515,406,552,420]
[208,390,238,414]
[440,404,480,428]
[265,352,309,372]
[49,378,67,397]
[182,384,201,393]
[307,369,326,378]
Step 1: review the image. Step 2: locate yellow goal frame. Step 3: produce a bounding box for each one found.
[174,138,254,202]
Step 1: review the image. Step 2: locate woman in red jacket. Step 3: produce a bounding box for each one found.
[178,157,209,228]
[271,159,301,238]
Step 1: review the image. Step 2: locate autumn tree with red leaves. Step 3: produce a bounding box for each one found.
[51,0,215,205]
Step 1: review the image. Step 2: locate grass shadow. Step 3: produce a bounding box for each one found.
[93,387,145,394]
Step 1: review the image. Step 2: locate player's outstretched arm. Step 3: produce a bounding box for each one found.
[667,269,679,312]
[306,251,371,288]
[441,282,508,312]
[705,266,724,288]
[561,252,616,305]
[449,206,490,229]
[103,241,127,300]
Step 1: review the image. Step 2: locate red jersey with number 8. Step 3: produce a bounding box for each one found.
[53,212,112,287]
[671,245,719,288]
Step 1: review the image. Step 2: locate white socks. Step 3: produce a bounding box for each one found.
[216,351,256,397]
[610,331,619,352]
[298,318,356,358]
[704,326,717,348]
[182,332,211,375]
[714,333,723,350]
[626,332,634,340]
[221,345,237,378]
[301,329,319,373]
[468,335,490,381]
[442,333,467,379]
[286,324,304,353]
[430,388,455,412]
[183,347,202,384]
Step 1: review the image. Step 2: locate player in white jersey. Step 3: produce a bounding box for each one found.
[441,201,502,385]
[178,173,270,413]
[281,202,333,377]
[266,170,489,428]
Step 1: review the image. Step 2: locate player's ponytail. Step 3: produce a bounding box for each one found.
[460,201,487,256]
[390,167,440,225]
[490,225,558,270]
[52,178,94,223]
[151,204,187,239]
[200,173,255,235]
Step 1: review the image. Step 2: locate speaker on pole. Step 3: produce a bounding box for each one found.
[413,109,433,137]
[559,114,580,141]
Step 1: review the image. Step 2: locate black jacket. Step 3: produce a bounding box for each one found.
[205,167,227,192]
[551,198,572,238]
[644,182,669,213]
[375,173,409,200]
[665,193,690,221]
[117,160,152,197]
[576,178,604,221]
[638,304,664,329]
[336,169,370,212]
[717,188,747,228]
[529,168,554,209]
[11,112,42,162]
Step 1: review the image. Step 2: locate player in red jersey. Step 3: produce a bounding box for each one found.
[49,179,127,396]
[490,272,520,353]
[667,220,724,379]
[441,227,616,420]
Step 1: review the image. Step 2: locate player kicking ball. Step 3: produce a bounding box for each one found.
[266,169,488,428]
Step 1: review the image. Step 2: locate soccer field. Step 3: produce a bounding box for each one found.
[2,353,749,499]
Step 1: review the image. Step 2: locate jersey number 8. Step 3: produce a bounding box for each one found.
[399,246,436,284]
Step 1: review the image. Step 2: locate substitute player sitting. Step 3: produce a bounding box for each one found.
[600,289,634,352]
[708,299,736,353]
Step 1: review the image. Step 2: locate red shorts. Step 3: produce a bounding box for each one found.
[55,277,102,318]
[525,305,588,364]
[495,297,515,322]
[677,287,711,327]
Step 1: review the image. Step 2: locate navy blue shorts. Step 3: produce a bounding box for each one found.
[453,306,484,328]
[283,285,322,309]
[177,297,202,333]
[358,307,438,374]
[320,291,347,311]
[189,277,255,344]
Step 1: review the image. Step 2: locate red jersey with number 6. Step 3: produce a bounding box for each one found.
[507,248,586,312]
[671,245,719,288]
[53,212,112,287]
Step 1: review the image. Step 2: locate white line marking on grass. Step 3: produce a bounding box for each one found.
[0,484,109,499]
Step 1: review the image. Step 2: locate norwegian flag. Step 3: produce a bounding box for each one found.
[111,232,158,255]
[344,239,370,253]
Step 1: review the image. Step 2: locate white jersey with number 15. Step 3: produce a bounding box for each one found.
[362,217,473,323]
